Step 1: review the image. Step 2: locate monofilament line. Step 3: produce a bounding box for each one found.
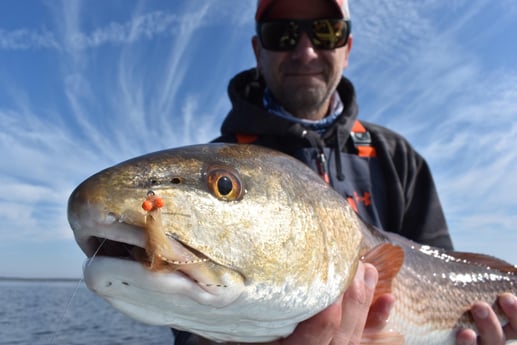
[47,238,107,345]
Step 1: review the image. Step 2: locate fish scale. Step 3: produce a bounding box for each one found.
[67,143,517,344]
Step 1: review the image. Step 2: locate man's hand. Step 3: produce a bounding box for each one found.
[456,293,517,345]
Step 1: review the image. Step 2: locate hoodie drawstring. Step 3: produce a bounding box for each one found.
[290,125,331,184]
[334,127,347,181]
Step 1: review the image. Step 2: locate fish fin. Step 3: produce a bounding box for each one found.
[361,244,404,300]
[449,251,517,274]
[360,331,405,345]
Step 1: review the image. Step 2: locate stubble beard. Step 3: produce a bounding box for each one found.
[276,84,332,120]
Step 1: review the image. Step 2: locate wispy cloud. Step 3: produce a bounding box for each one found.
[1,0,256,249]
[71,11,183,49]
[0,28,59,50]
[0,105,89,242]
[0,0,256,51]
[0,0,515,277]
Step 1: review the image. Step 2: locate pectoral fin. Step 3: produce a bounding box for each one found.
[360,244,405,344]
[361,243,404,301]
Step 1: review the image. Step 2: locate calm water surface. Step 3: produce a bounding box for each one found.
[0,280,173,345]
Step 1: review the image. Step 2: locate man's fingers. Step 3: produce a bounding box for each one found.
[364,293,395,330]
[500,293,517,339]
[470,302,505,345]
[331,262,378,345]
[455,294,517,345]
[455,328,477,345]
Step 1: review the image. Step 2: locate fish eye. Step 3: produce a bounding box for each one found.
[205,165,244,201]
[217,176,233,196]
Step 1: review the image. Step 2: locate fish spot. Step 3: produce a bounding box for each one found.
[121,281,129,286]
[105,281,112,287]
[171,177,182,184]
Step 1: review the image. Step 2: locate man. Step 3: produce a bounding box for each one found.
[174,0,517,343]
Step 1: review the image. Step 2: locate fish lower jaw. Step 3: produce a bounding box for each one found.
[83,256,244,310]
[83,257,300,343]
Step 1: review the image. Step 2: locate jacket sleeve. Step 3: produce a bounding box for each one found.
[401,153,453,249]
[371,125,453,250]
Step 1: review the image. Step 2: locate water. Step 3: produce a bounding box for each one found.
[0,280,174,345]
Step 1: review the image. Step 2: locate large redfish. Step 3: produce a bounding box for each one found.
[67,143,516,344]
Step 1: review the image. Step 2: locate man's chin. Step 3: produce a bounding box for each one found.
[280,93,327,118]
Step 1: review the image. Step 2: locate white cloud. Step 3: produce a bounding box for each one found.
[65,11,191,50]
[0,104,107,242]
[0,0,255,247]
[0,0,515,277]
[0,28,59,50]
[419,71,517,215]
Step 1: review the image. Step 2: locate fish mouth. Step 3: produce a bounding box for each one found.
[81,222,209,272]
[71,208,245,298]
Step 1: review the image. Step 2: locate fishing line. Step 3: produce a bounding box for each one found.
[84,237,108,269]
[47,238,107,345]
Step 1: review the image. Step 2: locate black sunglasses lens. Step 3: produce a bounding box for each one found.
[258,19,350,51]
[311,19,349,49]
[259,21,299,51]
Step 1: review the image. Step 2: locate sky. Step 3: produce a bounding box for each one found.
[0,0,515,279]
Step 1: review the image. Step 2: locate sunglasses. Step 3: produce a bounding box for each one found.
[256,18,351,51]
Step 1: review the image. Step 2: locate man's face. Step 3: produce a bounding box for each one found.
[253,0,352,120]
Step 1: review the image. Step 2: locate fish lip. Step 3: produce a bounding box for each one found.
[72,211,244,295]
[83,256,244,310]
[72,210,146,258]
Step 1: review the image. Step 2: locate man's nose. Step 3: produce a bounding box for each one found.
[290,33,318,61]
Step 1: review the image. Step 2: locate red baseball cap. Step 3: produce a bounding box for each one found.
[255,0,349,21]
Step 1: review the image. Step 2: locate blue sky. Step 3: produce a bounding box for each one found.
[0,0,515,278]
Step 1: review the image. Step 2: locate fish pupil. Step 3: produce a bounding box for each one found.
[217,176,233,195]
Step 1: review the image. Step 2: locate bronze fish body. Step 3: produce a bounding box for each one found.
[67,143,516,344]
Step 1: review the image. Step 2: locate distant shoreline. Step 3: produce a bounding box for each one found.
[0,277,82,282]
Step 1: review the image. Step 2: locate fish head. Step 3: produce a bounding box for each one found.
[67,143,363,342]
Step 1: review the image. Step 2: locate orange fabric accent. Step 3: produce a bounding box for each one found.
[352,120,366,133]
[236,134,258,144]
[357,146,377,158]
[352,120,376,157]
[354,191,372,207]
[347,197,358,212]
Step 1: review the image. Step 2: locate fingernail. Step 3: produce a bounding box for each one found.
[500,293,516,307]
[363,265,378,289]
[472,304,488,319]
